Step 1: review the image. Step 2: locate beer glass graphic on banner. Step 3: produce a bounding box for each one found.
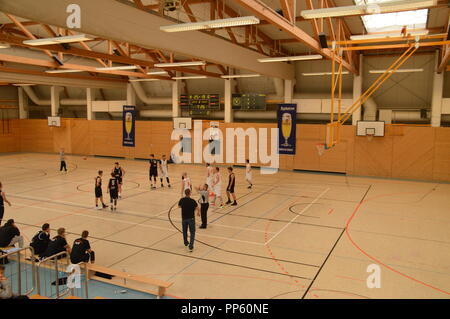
[125,112,133,140]
[281,113,292,146]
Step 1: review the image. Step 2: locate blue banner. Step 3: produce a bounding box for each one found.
[122,105,136,147]
[278,104,297,155]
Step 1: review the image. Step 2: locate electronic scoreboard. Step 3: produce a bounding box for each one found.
[180,94,220,116]
[232,93,266,111]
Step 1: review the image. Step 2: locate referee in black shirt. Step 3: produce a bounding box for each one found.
[178,189,199,252]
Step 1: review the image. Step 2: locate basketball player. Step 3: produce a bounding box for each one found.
[112,162,125,198]
[206,163,214,190]
[94,171,108,210]
[181,172,192,197]
[160,155,171,188]
[59,148,67,173]
[226,167,237,206]
[211,167,223,208]
[107,173,119,211]
[245,159,253,189]
[0,182,11,226]
[149,154,159,189]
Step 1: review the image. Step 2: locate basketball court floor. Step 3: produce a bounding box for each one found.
[0,152,449,299]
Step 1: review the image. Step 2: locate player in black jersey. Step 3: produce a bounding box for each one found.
[94,171,108,210]
[112,162,125,198]
[107,173,119,211]
[149,154,159,189]
[0,182,12,226]
[226,167,237,206]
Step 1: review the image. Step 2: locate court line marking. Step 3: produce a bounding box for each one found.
[264,187,331,245]
[15,221,312,281]
[10,192,276,234]
[345,191,450,296]
[11,200,268,246]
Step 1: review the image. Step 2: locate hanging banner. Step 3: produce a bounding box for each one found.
[278,104,297,155]
[122,105,136,147]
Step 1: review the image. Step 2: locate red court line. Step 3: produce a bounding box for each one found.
[263,197,310,288]
[346,191,450,296]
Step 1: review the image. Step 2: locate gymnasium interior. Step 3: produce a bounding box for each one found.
[0,0,449,300]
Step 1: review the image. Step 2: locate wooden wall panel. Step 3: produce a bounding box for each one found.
[134,121,175,159]
[319,141,348,173]
[391,126,435,180]
[70,119,91,155]
[18,120,53,153]
[433,127,450,181]
[89,120,126,158]
[0,135,17,153]
[294,124,322,171]
[2,119,449,182]
[353,135,394,178]
[0,119,20,153]
[52,119,72,153]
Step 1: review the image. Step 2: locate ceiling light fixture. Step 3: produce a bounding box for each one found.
[369,68,424,74]
[301,0,437,19]
[155,61,206,67]
[45,69,84,74]
[221,74,261,79]
[23,34,94,46]
[350,30,429,40]
[160,16,260,33]
[172,76,208,80]
[95,65,138,71]
[258,55,323,63]
[147,71,169,75]
[302,71,350,76]
[129,79,162,82]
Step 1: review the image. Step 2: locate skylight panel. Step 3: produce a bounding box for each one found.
[354,0,429,33]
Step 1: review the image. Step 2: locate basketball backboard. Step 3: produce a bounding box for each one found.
[356,121,385,137]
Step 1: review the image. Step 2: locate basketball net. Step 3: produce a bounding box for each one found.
[367,134,374,142]
[316,143,326,156]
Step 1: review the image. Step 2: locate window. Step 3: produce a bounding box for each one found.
[354,0,429,33]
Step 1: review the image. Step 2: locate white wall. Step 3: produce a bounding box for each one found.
[363,54,435,110]
[294,59,354,95]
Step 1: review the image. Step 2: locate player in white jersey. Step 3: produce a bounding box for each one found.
[211,167,223,208]
[181,172,192,197]
[205,163,214,193]
[160,154,171,188]
[245,159,253,189]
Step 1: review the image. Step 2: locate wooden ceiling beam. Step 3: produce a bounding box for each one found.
[0,52,172,80]
[0,32,155,68]
[0,65,127,83]
[5,13,54,59]
[233,0,357,74]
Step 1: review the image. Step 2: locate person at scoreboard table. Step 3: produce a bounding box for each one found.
[149,154,159,189]
[112,162,125,198]
[160,154,171,188]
